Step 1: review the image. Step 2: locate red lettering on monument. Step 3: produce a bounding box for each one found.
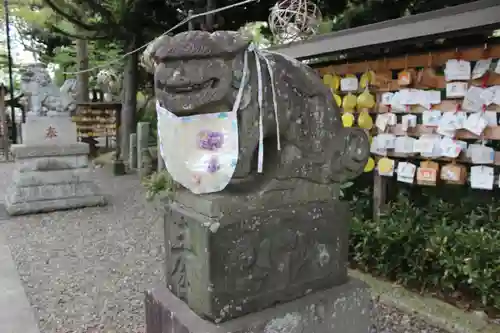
[45,126,58,139]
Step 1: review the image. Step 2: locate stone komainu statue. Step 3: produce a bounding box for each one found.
[142,31,375,325]
[20,63,75,116]
[143,31,369,192]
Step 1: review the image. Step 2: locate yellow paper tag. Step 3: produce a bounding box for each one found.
[342,113,355,127]
[364,157,375,172]
[378,157,395,175]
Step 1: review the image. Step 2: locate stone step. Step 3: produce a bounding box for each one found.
[16,155,89,173]
[12,169,93,187]
[5,194,107,216]
[145,278,373,333]
[6,182,102,205]
[11,143,89,159]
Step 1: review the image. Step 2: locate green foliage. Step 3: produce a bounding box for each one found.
[239,21,273,48]
[239,17,338,48]
[349,187,500,312]
[51,41,122,86]
[316,17,335,35]
[142,170,178,201]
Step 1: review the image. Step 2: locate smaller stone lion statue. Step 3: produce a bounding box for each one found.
[20,63,75,116]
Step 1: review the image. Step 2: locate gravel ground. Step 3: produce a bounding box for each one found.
[0,162,450,333]
[0,163,164,333]
[375,302,450,333]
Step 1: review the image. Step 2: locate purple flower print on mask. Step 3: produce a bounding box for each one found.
[198,130,224,150]
[207,156,220,173]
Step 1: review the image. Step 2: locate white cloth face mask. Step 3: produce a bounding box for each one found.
[156,101,240,194]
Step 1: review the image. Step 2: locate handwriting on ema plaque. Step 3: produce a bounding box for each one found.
[45,126,58,139]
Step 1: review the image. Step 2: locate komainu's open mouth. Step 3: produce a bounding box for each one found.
[158,78,219,94]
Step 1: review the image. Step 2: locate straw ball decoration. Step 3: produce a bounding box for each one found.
[268,0,322,43]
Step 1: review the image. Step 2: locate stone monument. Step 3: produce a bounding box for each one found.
[4,64,107,215]
[143,31,375,332]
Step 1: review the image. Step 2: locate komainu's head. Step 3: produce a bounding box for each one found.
[142,30,371,186]
[20,64,52,88]
[143,31,250,115]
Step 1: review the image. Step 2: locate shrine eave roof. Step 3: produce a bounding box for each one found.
[269,0,500,60]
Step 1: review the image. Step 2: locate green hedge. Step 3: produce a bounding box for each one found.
[348,184,500,313]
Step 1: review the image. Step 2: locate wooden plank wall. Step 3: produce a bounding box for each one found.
[316,44,500,220]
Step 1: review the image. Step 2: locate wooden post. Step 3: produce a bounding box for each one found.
[187,10,194,30]
[115,105,122,161]
[113,104,126,175]
[373,171,387,222]
[206,0,215,31]
[0,85,10,159]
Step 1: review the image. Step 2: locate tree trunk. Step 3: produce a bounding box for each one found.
[76,29,89,102]
[206,0,215,31]
[120,40,139,162]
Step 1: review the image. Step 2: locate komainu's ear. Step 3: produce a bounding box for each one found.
[329,128,370,183]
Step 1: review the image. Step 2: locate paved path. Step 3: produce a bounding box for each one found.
[0,231,40,333]
[0,160,40,333]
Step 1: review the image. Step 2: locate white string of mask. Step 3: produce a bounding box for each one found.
[249,44,281,173]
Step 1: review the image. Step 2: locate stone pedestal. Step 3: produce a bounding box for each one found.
[164,193,349,321]
[5,116,107,215]
[145,278,375,333]
[145,184,375,332]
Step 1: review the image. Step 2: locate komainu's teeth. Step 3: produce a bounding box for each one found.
[163,78,217,93]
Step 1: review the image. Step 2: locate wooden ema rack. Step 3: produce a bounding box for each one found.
[317,44,500,219]
[73,102,121,139]
[318,44,500,164]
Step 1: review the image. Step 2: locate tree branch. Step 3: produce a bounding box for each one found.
[12,22,44,59]
[49,24,108,40]
[43,0,100,31]
[79,0,118,28]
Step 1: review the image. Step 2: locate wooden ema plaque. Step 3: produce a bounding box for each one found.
[416,161,439,186]
[441,163,468,185]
